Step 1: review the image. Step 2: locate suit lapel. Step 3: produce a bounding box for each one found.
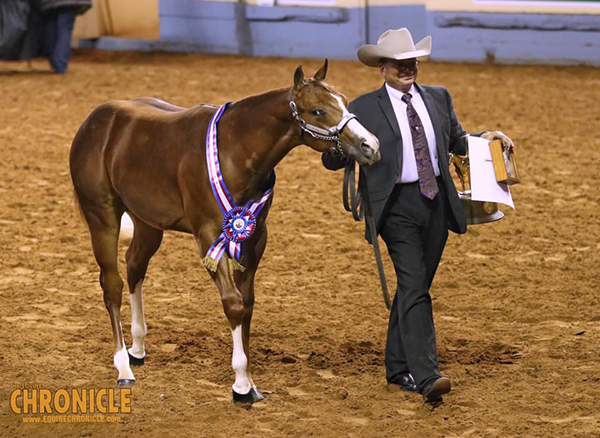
[376,84,403,175]
[377,85,401,138]
[416,83,445,163]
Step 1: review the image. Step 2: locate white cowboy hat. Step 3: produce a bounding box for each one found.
[357,28,432,67]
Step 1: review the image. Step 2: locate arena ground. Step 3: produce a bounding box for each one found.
[0,51,599,437]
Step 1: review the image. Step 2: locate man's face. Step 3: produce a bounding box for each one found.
[379,58,419,93]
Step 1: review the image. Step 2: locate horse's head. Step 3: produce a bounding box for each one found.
[290,60,380,166]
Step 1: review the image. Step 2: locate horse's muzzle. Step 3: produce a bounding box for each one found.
[357,137,381,166]
[342,118,380,165]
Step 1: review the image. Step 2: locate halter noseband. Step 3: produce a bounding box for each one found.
[289,88,357,156]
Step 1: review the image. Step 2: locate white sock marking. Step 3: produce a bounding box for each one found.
[128,281,146,359]
[231,325,251,395]
[114,341,135,381]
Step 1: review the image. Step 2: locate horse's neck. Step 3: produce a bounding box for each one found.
[217,88,299,202]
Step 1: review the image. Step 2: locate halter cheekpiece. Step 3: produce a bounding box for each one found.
[288,88,357,157]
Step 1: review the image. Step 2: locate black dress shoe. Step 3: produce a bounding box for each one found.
[388,373,418,393]
[422,377,451,403]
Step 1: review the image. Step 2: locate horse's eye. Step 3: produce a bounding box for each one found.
[311,109,325,117]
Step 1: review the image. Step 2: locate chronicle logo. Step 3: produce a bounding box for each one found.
[10,384,131,423]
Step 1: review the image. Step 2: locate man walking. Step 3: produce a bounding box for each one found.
[322,28,513,403]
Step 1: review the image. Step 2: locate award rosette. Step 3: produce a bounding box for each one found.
[223,207,257,242]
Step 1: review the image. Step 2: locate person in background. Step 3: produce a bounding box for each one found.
[322,28,514,403]
[0,0,42,63]
[38,0,91,73]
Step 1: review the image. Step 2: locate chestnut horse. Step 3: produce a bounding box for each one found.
[69,60,380,404]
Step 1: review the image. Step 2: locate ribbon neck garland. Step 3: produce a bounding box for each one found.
[203,103,275,272]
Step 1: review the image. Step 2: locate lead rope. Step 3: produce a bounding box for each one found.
[343,160,391,310]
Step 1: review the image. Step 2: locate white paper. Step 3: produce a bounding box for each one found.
[468,136,515,210]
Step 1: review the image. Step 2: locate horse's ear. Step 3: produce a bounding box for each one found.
[294,65,304,90]
[313,59,328,82]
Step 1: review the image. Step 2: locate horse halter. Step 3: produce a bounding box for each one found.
[289,88,357,156]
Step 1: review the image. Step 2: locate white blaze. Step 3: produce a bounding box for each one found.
[231,325,251,395]
[331,93,379,152]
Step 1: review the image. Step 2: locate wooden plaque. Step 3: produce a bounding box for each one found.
[489,140,520,186]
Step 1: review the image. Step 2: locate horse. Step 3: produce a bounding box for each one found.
[69,60,380,404]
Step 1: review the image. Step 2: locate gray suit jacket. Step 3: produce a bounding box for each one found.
[323,83,468,239]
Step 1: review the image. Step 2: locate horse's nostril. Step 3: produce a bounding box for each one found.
[361,141,373,157]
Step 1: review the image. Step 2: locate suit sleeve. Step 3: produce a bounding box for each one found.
[321,99,364,171]
[446,89,468,156]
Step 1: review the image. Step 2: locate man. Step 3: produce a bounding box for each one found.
[322,28,513,403]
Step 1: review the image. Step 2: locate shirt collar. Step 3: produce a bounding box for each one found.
[385,83,417,102]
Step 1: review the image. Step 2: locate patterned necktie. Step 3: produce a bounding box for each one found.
[402,93,439,200]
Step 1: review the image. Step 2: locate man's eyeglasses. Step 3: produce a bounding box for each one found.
[383,59,420,72]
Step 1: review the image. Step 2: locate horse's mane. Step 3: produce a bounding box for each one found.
[232,79,345,109]
[234,86,289,107]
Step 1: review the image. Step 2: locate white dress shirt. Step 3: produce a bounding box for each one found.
[385,83,440,183]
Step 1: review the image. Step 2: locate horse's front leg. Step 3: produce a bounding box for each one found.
[233,223,268,400]
[200,237,263,404]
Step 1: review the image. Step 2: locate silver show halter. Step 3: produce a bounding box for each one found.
[289,88,357,156]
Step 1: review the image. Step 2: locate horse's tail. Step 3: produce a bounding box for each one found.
[69,102,119,227]
[69,119,90,226]
[72,187,86,224]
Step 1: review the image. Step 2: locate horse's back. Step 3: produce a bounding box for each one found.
[131,97,187,113]
[70,98,215,163]
[84,98,212,121]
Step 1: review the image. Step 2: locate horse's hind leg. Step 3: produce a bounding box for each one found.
[125,216,164,365]
[80,198,135,387]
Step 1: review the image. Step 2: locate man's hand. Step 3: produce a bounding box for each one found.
[322,151,349,171]
[481,131,515,152]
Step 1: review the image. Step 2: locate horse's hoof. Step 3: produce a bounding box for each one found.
[128,352,145,366]
[117,379,136,388]
[232,387,265,404]
[250,387,265,402]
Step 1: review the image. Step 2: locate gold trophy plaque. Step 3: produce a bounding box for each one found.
[489,140,520,186]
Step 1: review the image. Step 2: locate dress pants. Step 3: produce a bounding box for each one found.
[42,7,77,74]
[380,178,448,391]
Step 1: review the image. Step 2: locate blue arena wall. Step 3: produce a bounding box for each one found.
[80,0,600,66]
[427,10,600,64]
[157,0,369,59]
